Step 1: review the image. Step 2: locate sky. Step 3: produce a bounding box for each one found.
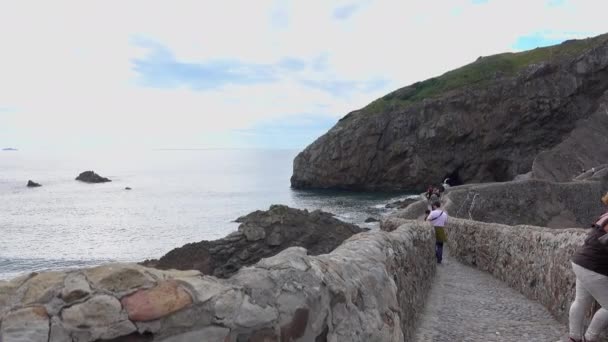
[1,0,608,151]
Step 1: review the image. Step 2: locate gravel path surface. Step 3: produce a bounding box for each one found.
[413,256,565,342]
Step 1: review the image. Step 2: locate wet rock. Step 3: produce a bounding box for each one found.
[364,217,379,223]
[144,205,363,278]
[26,180,41,187]
[242,225,266,241]
[76,170,111,183]
[0,306,49,342]
[121,280,192,321]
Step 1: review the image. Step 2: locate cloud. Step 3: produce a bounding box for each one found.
[1,0,608,150]
[333,3,361,20]
[233,113,338,149]
[132,40,278,90]
[300,78,390,98]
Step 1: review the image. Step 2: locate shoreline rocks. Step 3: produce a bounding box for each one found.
[27,180,41,187]
[76,171,111,183]
[143,205,364,278]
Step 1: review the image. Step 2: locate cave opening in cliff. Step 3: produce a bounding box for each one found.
[443,169,463,186]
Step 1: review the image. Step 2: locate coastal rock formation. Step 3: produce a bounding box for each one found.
[292,34,608,191]
[144,205,364,278]
[75,171,111,183]
[27,180,41,187]
[0,222,435,342]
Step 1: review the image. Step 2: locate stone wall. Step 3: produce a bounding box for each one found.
[443,179,607,228]
[0,223,435,342]
[446,217,586,323]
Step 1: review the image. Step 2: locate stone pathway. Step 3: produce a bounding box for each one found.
[413,256,565,342]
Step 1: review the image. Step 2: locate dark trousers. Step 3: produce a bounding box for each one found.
[436,242,444,263]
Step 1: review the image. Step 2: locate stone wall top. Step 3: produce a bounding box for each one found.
[1,222,436,342]
[446,217,586,323]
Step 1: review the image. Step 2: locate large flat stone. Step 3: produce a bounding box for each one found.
[61,272,91,303]
[0,306,49,342]
[121,280,192,321]
[85,264,153,293]
[62,294,126,327]
[22,271,65,304]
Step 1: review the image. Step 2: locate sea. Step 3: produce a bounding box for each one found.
[0,149,414,280]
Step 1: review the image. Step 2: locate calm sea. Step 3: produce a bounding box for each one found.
[0,149,412,279]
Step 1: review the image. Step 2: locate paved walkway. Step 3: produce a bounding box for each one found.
[413,256,565,342]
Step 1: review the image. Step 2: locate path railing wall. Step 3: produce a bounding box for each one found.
[0,222,435,342]
[446,218,586,323]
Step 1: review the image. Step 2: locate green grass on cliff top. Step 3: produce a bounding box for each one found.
[362,33,608,115]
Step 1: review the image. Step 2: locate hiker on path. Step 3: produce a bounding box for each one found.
[426,185,434,200]
[566,192,608,342]
[426,201,448,264]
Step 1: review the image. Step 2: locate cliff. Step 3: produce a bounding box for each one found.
[292,33,608,191]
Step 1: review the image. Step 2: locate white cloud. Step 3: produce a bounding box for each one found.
[1,0,607,149]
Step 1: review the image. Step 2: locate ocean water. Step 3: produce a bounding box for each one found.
[0,149,413,280]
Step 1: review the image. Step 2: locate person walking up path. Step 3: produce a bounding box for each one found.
[426,201,448,264]
[565,192,608,342]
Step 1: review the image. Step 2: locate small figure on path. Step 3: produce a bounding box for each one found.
[426,201,448,264]
[426,185,434,200]
[565,192,608,342]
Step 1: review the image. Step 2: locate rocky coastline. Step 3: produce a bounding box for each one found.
[5,35,608,341]
[142,205,364,278]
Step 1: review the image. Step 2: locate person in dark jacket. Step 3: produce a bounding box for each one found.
[566,192,608,342]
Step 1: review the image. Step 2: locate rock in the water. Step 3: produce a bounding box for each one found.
[125,187,132,190]
[26,180,41,187]
[364,217,379,223]
[291,34,608,191]
[143,205,363,278]
[76,170,111,183]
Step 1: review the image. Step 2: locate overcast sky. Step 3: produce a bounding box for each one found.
[1,0,607,151]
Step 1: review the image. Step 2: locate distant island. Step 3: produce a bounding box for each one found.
[2,148,18,151]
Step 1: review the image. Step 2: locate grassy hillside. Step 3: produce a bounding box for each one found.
[362,33,608,114]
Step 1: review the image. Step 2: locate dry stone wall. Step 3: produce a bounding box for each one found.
[0,223,435,342]
[446,217,586,323]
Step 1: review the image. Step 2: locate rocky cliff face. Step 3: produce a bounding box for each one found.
[292,34,608,191]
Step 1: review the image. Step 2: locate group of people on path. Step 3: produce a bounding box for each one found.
[422,182,608,341]
[423,179,451,264]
